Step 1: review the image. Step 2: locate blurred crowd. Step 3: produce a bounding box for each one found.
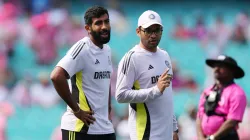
[172,12,250,48]
[0,0,249,140]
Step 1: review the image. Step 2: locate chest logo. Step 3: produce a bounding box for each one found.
[148,65,154,70]
[165,60,171,69]
[95,59,100,64]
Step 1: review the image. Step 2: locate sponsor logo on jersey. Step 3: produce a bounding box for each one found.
[151,75,160,84]
[94,71,111,79]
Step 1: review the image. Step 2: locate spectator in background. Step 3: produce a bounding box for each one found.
[11,73,32,107]
[232,12,249,45]
[171,60,198,92]
[106,0,129,34]
[197,55,247,140]
[0,102,14,140]
[202,14,232,87]
[30,12,58,65]
[0,3,19,57]
[178,105,197,140]
[172,17,190,40]
[0,83,8,102]
[30,72,60,108]
[208,14,231,57]
[67,16,88,45]
[191,15,207,40]
[0,3,19,81]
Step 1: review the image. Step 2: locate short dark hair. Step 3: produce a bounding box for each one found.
[84,6,109,25]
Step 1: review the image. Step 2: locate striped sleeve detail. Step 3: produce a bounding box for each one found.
[71,41,85,59]
[122,51,135,75]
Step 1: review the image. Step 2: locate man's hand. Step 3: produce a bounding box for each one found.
[74,110,96,127]
[157,68,173,93]
[173,132,179,140]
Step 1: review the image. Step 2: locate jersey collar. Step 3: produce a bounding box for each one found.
[136,45,159,56]
[88,37,105,54]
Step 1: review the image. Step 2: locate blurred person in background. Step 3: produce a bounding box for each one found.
[30,72,60,108]
[115,10,179,140]
[191,15,207,40]
[11,73,32,107]
[106,0,129,35]
[30,12,58,65]
[171,17,190,40]
[0,3,19,83]
[0,75,8,102]
[205,14,231,58]
[51,6,116,140]
[232,12,249,45]
[196,55,247,140]
[202,14,232,87]
[178,104,197,140]
[0,102,14,140]
[171,60,198,92]
[0,2,19,58]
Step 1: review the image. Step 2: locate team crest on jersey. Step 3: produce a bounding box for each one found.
[165,60,171,69]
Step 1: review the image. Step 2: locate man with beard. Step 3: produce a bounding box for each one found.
[115,10,179,140]
[50,6,115,140]
[196,55,246,140]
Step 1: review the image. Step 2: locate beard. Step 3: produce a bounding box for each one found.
[90,28,111,44]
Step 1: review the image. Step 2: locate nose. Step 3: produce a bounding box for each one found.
[150,32,157,38]
[101,22,109,30]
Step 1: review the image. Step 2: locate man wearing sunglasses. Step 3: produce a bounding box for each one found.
[115,10,179,140]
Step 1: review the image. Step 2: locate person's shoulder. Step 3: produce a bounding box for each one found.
[119,47,138,64]
[68,37,90,57]
[104,44,112,52]
[157,47,170,56]
[71,37,89,49]
[230,84,246,95]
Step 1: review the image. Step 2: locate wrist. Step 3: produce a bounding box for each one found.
[72,107,81,114]
[154,85,162,95]
[207,135,215,140]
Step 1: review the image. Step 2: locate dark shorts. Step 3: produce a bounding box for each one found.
[62,129,116,140]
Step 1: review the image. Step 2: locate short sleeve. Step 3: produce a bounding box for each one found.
[57,40,86,78]
[197,90,206,119]
[227,87,247,121]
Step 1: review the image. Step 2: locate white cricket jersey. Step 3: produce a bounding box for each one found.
[56,37,114,134]
[116,45,178,140]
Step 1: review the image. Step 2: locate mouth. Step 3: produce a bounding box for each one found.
[100,31,109,38]
[149,40,158,44]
